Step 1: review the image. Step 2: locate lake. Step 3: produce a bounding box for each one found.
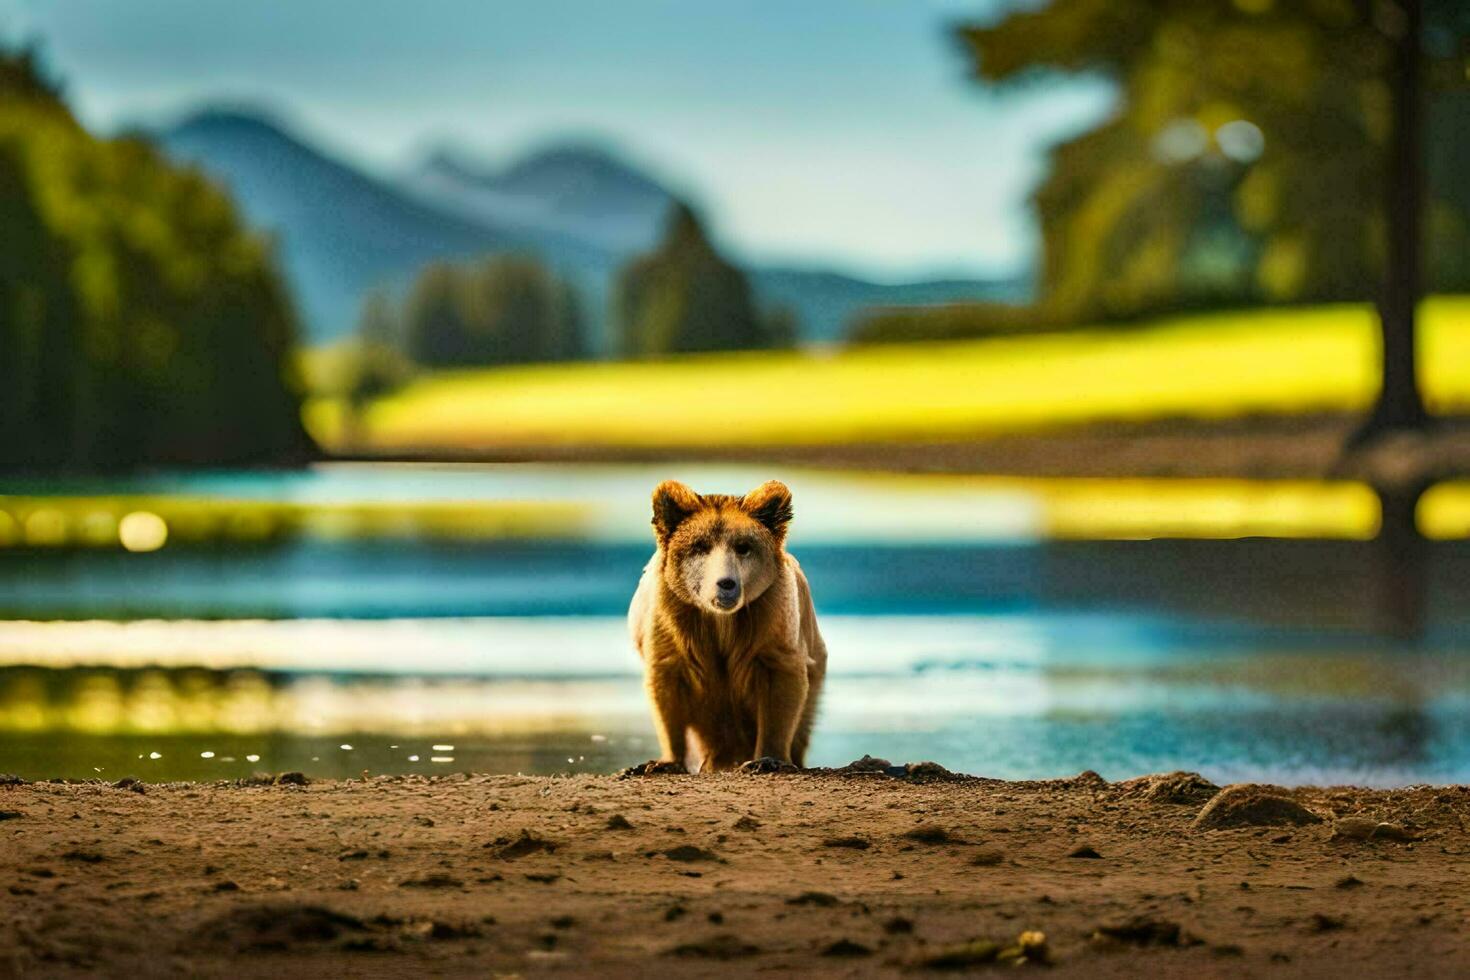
[2,462,1469,786]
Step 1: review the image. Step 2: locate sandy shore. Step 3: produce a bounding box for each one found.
[3,763,1468,978]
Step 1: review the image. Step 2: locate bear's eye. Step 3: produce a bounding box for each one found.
[690,540,712,555]
[733,542,752,557]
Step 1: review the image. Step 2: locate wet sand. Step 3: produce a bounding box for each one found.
[3,764,1469,978]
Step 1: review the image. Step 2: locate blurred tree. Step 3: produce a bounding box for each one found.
[0,44,66,111]
[462,256,579,364]
[358,286,399,353]
[0,46,313,471]
[403,262,466,366]
[403,255,584,368]
[345,288,411,406]
[617,203,787,356]
[0,137,85,468]
[961,0,1470,439]
[553,280,587,363]
[761,304,801,351]
[1358,0,1428,435]
[959,0,1470,319]
[339,287,413,447]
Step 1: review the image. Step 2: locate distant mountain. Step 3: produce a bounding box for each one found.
[409,142,675,254]
[412,143,1029,343]
[157,109,612,343]
[154,107,1028,349]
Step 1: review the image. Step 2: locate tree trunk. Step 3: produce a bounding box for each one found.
[1373,480,1429,641]
[1356,0,1429,441]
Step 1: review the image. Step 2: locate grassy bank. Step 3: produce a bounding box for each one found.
[308,298,1470,451]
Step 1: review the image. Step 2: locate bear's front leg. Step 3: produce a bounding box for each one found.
[742,658,808,772]
[641,662,690,772]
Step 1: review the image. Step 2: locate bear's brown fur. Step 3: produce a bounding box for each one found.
[627,480,827,772]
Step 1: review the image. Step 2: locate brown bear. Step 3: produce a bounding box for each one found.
[626,479,827,773]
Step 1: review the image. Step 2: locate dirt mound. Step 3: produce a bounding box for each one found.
[1117,771,1221,805]
[836,754,894,773]
[1191,784,1322,830]
[828,757,966,782]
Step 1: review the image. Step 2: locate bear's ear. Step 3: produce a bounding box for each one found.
[741,480,793,543]
[652,480,702,542]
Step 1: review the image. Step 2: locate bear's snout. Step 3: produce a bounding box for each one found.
[714,577,741,608]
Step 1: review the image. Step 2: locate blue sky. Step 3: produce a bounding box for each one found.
[0,0,1113,281]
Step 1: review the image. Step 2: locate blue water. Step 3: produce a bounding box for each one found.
[3,463,1469,786]
[3,611,1468,786]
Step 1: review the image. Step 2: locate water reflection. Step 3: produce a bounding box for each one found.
[1374,478,1431,639]
[0,463,1412,549]
[3,624,1467,786]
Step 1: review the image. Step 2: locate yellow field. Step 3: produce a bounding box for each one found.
[307,297,1470,451]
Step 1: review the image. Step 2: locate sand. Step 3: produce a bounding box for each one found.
[3,763,1469,978]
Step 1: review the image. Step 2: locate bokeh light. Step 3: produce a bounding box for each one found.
[118,511,169,552]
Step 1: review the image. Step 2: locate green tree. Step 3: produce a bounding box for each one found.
[403,261,467,366]
[551,280,586,363]
[462,256,561,364]
[403,255,584,368]
[346,288,410,407]
[359,286,399,352]
[960,1,1469,311]
[617,203,784,356]
[961,0,1470,439]
[0,137,85,467]
[0,47,312,471]
[761,304,801,351]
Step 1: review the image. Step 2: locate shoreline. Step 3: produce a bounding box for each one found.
[330,412,1470,482]
[5,764,1468,977]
